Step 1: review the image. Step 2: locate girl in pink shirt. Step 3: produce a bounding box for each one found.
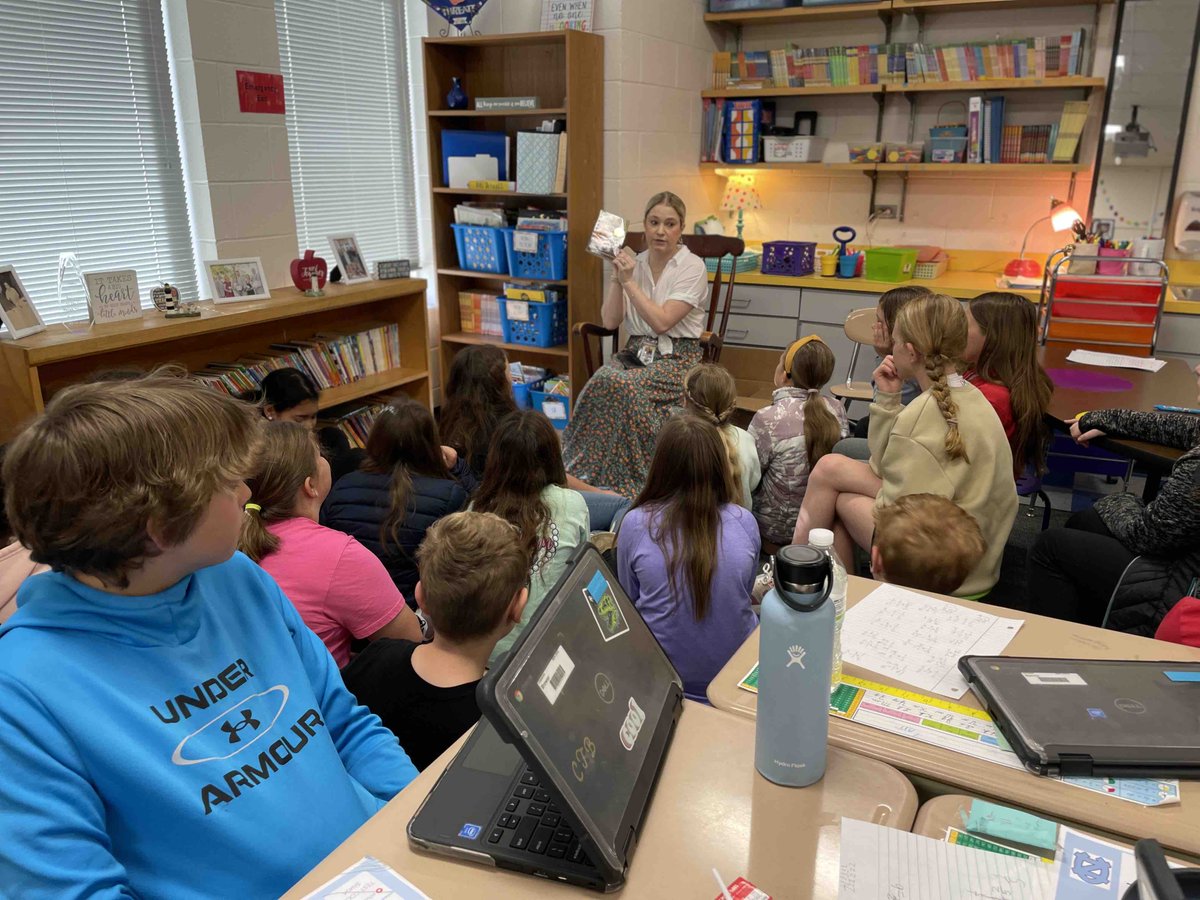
[239,422,422,667]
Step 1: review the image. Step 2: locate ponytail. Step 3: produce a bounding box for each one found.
[380,466,415,551]
[237,421,320,563]
[787,339,840,467]
[683,364,742,497]
[239,503,280,563]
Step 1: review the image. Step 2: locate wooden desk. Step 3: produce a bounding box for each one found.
[284,701,917,900]
[707,576,1200,857]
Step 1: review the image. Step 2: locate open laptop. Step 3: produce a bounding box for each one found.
[959,656,1200,777]
[408,545,685,891]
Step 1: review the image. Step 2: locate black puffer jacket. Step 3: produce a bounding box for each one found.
[1105,547,1200,636]
[320,460,475,603]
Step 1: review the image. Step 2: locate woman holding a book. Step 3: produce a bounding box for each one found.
[563,191,710,499]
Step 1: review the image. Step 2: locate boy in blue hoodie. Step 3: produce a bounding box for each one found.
[0,374,418,898]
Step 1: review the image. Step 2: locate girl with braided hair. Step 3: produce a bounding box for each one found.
[682,363,760,509]
[792,294,1017,599]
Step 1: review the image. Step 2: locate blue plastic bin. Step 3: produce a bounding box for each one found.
[502,229,568,281]
[451,224,509,274]
[499,297,568,348]
[511,377,546,409]
[532,389,571,430]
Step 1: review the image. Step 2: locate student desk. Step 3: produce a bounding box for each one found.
[707,576,1200,857]
[284,701,917,899]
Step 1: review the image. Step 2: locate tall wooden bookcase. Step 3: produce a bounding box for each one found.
[422,30,603,402]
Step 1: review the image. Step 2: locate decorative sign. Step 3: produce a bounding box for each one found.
[376,259,411,280]
[289,250,328,292]
[475,96,539,112]
[422,0,492,33]
[236,70,285,114]
[541,0,594,32]
[83,269,142,324]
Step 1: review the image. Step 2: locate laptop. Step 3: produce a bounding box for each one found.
[408,545,685,891]
[959,656,1200,777]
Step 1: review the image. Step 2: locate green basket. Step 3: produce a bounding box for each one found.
[864,247,918,283]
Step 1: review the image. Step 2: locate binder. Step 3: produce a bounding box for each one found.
[441,130,508,186]
[516,131,559,194]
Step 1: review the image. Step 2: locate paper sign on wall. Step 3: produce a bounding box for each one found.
[236,70,285,114]
[541,0,594,31]
[83,269,142,324]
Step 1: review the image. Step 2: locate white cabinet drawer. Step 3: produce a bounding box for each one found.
[799,287,880,327]
[1158,313,1200,359]
[725,283,801,319]
[723,314,799,349]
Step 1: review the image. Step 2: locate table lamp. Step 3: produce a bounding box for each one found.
[720,174,762,241]
[1004,197,1083,282]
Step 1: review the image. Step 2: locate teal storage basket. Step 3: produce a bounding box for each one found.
[502,230,568,281]
[498,297,568,348]
[452,224,509,274]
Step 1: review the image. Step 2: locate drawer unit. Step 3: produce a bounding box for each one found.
[1157,313,1200,365]
[725,283,802,320]
[723,313,799,349]
[799,287,881,327]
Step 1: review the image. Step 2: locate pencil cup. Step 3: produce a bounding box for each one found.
[1068,244,1098,275]
[1097,248,1131,276]
[820,253,838,276]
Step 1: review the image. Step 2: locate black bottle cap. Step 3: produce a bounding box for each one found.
[773,545,831,611]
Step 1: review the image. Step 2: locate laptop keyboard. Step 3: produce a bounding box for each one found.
[488,767,593,867]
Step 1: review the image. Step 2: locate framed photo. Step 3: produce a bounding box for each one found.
[0,266,47,339]
[204,257,270,304]
[83,269,142,325]
[327,234,370,284]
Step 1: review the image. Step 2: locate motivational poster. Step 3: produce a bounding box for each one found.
[83,269,142,324]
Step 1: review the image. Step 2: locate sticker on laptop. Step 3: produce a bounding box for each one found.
[537,645,575,706]
[458,823,482,840]
[1021,672,1087,686]
[619,697,646,751]
[583,570,630,642]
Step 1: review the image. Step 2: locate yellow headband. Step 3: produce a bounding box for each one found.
[784,334,824,371]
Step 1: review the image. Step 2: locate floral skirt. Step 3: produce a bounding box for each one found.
[563,335,702,499]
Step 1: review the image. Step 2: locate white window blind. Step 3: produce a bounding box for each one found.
[275,0,418,272]
[0,0,197,329]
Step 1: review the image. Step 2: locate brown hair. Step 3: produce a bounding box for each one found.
[878,284,933,336]
[239,421,321,563]
[363,396,450,551]
[439,345,517,473]
[873,494,985,595]
[896,294,970,461]
[3,373,263,588]
[968,292,1054,475]
[785,340,841,466]
[472,410,566,564]
[644,191,686,225]
[683,364,743,497]
[631,414,737,621]
[416,511,529,641]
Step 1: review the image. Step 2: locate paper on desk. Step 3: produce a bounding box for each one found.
[1066,349,1167,372]
[299,855,430,900]
[840,585,1023,698]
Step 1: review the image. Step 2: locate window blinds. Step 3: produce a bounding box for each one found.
[0,0,197,328]
[275,0,419,271]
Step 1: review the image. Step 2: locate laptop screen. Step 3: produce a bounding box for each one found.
[485,547,681,870]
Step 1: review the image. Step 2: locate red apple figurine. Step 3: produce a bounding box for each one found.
[290,250,328,292]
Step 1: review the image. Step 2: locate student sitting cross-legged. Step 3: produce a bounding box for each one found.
[0,374,417,898]
[342,511,529,770]
[871,493,986,596]
[617,414,760,702]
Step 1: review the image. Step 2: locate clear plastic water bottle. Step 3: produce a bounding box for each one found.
[807,528,846,686]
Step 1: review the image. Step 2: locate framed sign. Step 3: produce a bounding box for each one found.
[83,269,142,324]
[327,234,370,285]
[236,70,286,114]
[204,257,271,304]
[0,266,47,339]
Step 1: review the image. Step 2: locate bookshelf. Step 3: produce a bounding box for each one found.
[703,76,1103,100]
[422,30,602,404]
[704,0,1113,26]
[0,280,431,440]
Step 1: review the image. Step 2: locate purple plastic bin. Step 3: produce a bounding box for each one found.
[761,241,816,276]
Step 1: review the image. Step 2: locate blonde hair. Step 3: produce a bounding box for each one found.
[239,422,321,563]
[683,364,742,496]
[785,339,841,466]
[873,494,985,595]
[644,191,686,226]
[3,372,263,588]
[895,294,969,461]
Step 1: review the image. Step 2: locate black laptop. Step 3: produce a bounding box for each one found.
[408,545,685,891]
[959,656,1200,777]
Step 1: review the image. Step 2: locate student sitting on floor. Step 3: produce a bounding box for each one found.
[617,414,759,702]
[792,293,1017,599]
[1028,366,1200,632]
[256,366,364,483]
[239,421,422,667]
[748,335,848,548]
[0,374,416,897]
[342,511,529,770]
[871,493,986,596]
[683,363,761,510]
[471,410,589,664]
[322,396,475,603]
[437,344,519,480]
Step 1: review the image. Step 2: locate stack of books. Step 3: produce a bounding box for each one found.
[319,395,393,450]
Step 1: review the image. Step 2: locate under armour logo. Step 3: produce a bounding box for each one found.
[220,709,261,744]
[787,645,807,669]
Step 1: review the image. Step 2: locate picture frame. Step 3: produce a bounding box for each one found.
[327,234,370,285]
[204,257,271,304]
[0,266,47,339]
[83,268,142,325]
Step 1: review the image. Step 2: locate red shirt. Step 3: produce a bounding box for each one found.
[965,371,1017,454]
[1156,597,1200,648]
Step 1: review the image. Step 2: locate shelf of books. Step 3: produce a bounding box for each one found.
[705,0,1112,26]
[423,29,602,405]
[892,0,1112,13]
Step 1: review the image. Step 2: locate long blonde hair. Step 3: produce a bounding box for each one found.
[786,340,840,466]
[895,294,970,461]
[683,364,742,494]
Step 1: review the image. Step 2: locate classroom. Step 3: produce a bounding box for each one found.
[2,0,1200,896]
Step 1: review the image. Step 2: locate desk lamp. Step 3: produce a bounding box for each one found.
[1004,197,1083,284]
[720,174,762,242]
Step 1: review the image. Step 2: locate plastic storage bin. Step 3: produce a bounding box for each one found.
[532,389,571,430]
[761,241,816,276]
[451,224,509,274]
[886,142,924,164]
[502,229,568,281]
[499,297,569,348]
[762,136,827,164]
[709,0,799,10]
[864,247,918,282]
[848,143,883,164]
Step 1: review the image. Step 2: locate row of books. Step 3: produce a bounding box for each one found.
[712,31,1087,89]
[967,98,1088,164]
[192,323,403,397]
[320,396,391,450]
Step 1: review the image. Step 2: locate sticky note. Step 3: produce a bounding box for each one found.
[965,800,1058,852]
[1164,670,1200,683]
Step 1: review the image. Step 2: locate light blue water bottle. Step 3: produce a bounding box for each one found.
[754,544,835,787]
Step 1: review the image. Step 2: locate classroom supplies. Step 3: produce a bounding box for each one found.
[1155,405,1200,414]
[833,225,856,257]
[946,827,1051,861]
[837,252,861,278]
[760,241,816,277]
[863,247,918,282]
[1065,349,1168,372]
[966,799,1058,851]
[960,657,1200,777]
[840,584,1023,699]
[299,855,430,900]
[722,99,761,165]
[441,130,508,187]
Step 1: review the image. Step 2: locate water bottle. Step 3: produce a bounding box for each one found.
[807,528,847,686]
[755,545,835,787]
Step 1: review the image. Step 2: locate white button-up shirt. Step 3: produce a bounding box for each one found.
[623,244,709,356]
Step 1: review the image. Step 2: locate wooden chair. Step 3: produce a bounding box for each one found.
[575,233,746,378]
[829,307,877,410]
